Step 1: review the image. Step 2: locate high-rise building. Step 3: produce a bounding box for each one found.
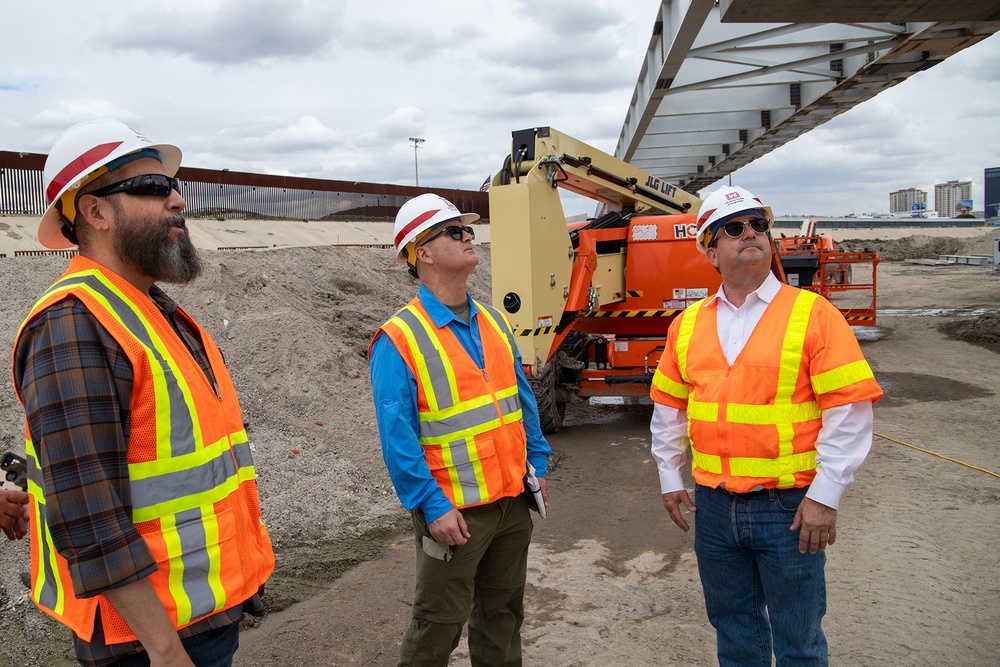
[986,167,1000,220]
[889,188,927,215]
[934,180,972,218]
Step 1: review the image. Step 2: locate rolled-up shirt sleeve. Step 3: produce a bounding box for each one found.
[14,299,156,598]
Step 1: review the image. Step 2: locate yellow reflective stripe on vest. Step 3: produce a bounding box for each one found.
[388,300,522,507]
[26,270,249,627]
[391,306,458,412]
[675,299,704,385]
[686,399,718,423]
[25,437,65,616]
[128,433,246,523]
[438,435,489,507]
[159,507,226,626]
[725,401,821,425]
[729,450,817,480]
[418,387,521,442]
[680,290,822,487]
[812,359,876,395]
[476,302,516,365]
[41,271,203,458]
[772,290,817,487]
[651,368,689,401]
[691,447,723,474]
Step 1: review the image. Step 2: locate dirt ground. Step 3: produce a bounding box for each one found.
[0,228,998,666]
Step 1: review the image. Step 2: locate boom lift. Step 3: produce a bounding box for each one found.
[488,127,876,431]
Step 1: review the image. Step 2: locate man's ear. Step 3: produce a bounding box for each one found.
[706,246,719,269]
[413,243,433,266]
[74,194,112,234]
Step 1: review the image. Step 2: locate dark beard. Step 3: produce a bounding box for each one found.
[110,202,202,284]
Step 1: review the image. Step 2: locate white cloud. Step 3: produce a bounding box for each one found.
[1,1,997,214]
[102,0,345,65]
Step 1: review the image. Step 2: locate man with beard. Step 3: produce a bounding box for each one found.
[648,185,882,666]
[12,119,274,667]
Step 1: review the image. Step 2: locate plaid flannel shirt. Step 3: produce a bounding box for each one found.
[13,284,261,666]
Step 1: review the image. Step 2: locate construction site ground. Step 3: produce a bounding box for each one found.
[0,217,998,666]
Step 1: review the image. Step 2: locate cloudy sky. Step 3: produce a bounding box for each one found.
[2,0,997,217]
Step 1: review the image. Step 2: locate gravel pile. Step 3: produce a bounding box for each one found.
[0,233,994,664]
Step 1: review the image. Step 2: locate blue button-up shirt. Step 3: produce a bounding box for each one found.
[370,285,552,524]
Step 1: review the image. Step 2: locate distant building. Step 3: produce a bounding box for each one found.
[986,167,1000,220]
[934,180,972,218]
[889,188,927,215]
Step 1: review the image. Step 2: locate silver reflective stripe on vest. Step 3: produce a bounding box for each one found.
[419,393,521,439]
[33,501,61,612]
[445,438,484,505]
[232,440,254,469]
[394,307,455,410]
[48,275,196,456]
[172,507,219,621]
[130,448,238,510]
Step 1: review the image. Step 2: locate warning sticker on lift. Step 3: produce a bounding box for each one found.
[631,224,658,241]
[614,341,628,351]
[537,316,553,328]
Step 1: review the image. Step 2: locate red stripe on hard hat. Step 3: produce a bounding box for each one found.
[697,207,717,227]
[394,208,441,247]
[45,141,124,204]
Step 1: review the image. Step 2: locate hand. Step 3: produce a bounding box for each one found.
[537,477,549,508]
[103,579,196,667]
[427,508,471,546]
[662,489,696,532]
[1,489,30,541]
[790,496,837,554]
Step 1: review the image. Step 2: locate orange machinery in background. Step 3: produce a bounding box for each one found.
[488,127,876,431]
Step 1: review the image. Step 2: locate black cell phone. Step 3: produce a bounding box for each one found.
[1,452,28,491]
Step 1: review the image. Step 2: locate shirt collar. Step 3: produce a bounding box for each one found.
[418,283,477,328]
[709,271,782,309]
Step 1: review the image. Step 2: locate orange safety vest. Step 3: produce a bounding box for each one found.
[650,284,882,492]
[12,256,274,644]
[371,296,527,508]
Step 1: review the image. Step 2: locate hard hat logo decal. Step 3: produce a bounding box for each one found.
[126,126,153,144]
[725,192,741,201]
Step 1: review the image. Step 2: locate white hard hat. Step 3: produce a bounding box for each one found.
[393,193,479,264]
[694,185,774,253]
[39,118,182,249]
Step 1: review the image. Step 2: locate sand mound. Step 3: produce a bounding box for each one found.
[837,231,996,261]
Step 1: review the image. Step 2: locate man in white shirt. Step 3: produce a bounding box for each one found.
[649,185,882,666]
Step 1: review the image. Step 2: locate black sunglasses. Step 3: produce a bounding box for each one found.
[720,217,771,238]
[88,173,182,198]
[421,225,475,245]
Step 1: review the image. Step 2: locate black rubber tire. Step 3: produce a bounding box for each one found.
[529,359,565,433]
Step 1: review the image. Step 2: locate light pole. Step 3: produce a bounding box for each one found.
[409,137,425,186]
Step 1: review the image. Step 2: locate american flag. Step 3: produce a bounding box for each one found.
[479,176,491,192]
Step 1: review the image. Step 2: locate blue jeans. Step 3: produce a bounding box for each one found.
[694,484,827,667]
[111,620,240,667]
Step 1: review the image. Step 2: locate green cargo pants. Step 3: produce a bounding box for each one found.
[398,494,534,667]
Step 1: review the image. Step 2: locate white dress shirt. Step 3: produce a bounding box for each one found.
[650,272,874,509]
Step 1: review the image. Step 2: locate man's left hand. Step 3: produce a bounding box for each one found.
[790,497,837,554]
[537,477,549,508]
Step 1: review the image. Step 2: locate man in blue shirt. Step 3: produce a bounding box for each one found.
[369,193,551,666]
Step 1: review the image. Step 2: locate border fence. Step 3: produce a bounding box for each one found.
[0,151,489,222]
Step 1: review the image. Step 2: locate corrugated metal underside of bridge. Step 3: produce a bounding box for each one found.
[616,0,1000,194]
